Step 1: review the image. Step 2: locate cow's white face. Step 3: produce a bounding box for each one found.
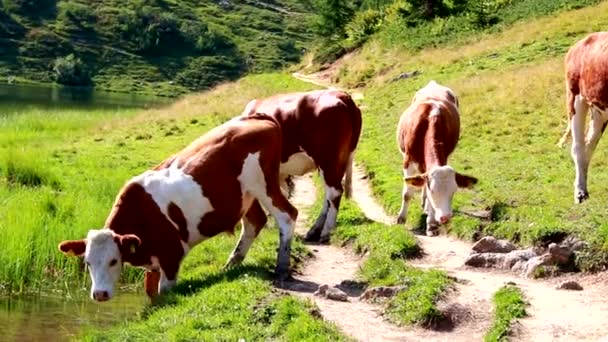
[405,165,477,224]
[426,166,458,223]
[58,229,141,302]
[84,229,123,302]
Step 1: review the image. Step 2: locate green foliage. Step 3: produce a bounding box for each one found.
[3,0,314,95]
[53,54,91,86]
[485,286,527,341]
[175,55,245,90]
[312,0,355,38]
[2,0,55,16]
[345,9,383,48]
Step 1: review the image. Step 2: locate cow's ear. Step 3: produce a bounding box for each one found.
[115,234,141,255]
[455,172,478,189]
[405,175,426,187]
[58,239,86,257]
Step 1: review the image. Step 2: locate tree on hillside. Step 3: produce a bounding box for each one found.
[312,0,355,39]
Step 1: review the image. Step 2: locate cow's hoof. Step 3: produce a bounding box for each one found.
[304,229,321,242]
[396,216,406,225]
[575,190,589,204]
[426,228,440,237]
[273,272,293,288]
[318,234,330,244]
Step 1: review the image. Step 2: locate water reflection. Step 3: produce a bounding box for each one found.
[0,292,147,342]
[0,83,171,112]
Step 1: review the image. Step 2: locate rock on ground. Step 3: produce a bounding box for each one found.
[556,280,583,291]
[314,284,349,302]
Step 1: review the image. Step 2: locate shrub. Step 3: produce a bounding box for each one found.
[57,2,97,32]
[53,54,91,86]
[2,0,55,16]
[345,9,383,48]
[179,21,235,53]
[19,29,71,58]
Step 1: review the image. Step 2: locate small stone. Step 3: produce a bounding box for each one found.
[548,243,572,264]
[472,236,517,254]
[325,287,349,302]
[556,280,583,291]
[522,254,554,278]
[314,284,329,297]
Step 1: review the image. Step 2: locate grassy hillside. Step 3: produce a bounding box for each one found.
[318,0,608,271]
[0,0,313,96]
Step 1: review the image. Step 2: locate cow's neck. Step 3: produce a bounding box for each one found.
[423,115,447,171]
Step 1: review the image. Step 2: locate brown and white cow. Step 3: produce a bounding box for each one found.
[58,114,297,302]
[558,32,608,203]
[241,90,362,243]
[396,80,477,236]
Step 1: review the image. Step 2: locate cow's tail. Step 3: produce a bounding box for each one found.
[339,92,362,199]
[344,151,354,199]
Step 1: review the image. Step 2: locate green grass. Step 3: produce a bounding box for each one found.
[485,285,527,342]
[80,226,346,341]
[0,73,317,295]
[327,1,608,271]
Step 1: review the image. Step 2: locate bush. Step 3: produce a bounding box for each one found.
[180,21,235,53]
[53,54,91,86]
[19,29,71,58]
[2,0,55,16]
[57,2,97,32]
[345,9,383,48]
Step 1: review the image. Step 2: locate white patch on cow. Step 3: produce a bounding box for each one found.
[159,270,177,293]
[238,152,295,263]
[132,160,213,247]
[429,102,442,117]
[241,99,258,115]
[426,165,458,223]
[280,150,316,176]
[84,229,122,301]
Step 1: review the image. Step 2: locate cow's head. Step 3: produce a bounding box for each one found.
[405,165,477,224]
[58,229,141,302]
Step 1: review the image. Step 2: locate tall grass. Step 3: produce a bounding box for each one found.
[0,74,317,295]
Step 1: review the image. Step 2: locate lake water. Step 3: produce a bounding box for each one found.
[0,292,148,342]
[0,83,169,341]
[0,83,172,113]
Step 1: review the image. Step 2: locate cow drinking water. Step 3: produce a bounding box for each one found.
[559,32,608,203]
[241,90,362,243]
[58,115,297,301]
[396,81,477,236]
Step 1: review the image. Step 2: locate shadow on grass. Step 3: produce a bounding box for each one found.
[141,264,273,317]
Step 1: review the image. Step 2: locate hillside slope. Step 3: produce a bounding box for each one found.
[302,0,608,270]
[0,0,313,96]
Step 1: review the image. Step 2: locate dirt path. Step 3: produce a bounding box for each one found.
[291,70,608,341]
[349,162,608,341]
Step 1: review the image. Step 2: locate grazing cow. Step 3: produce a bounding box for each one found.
[396,81,477,236]
[559,32,608,203]
[241,90,362,243]
[58,115,297,302]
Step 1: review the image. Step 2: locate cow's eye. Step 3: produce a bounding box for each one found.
[109,259,118,267]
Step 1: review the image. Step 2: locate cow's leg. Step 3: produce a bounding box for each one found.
[318,169,345,244]
[397,161,417,224]
[585,108,608,159]
[305,197,328,241]
[571,95,590,203]
[423,187,439,236]
[259,193,297,280]
[225,200,267,268]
